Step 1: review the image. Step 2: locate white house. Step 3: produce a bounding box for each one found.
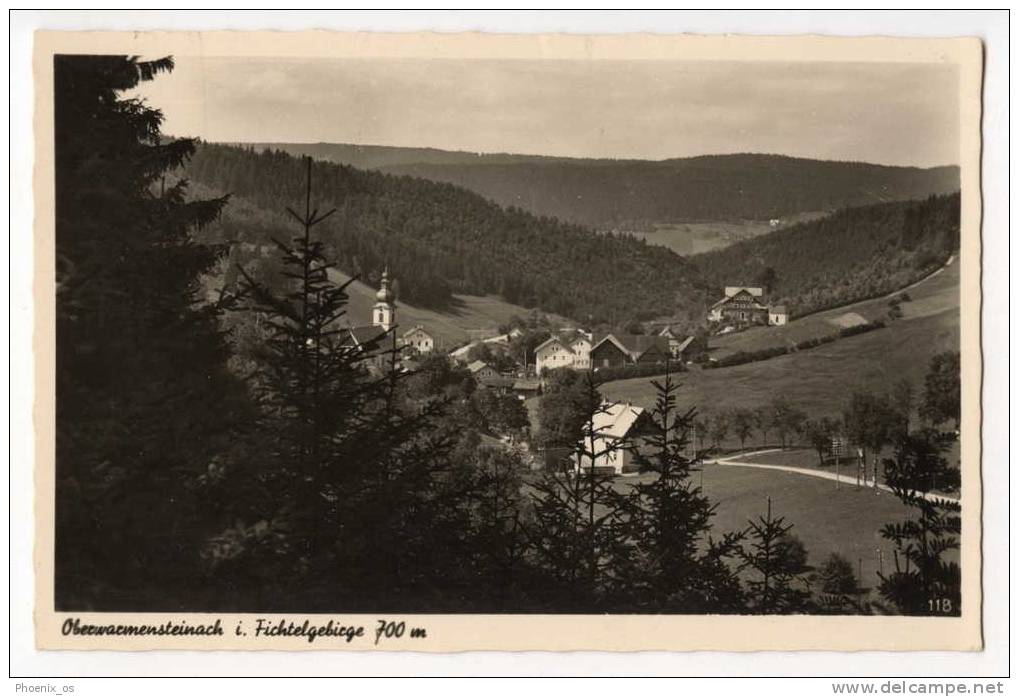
[569,336,592,370]
[768,305,789,326]
[709,286,789,327]
[575,401,647,475]
[534,336,576,375]
[708,286,768,324]
[400,325,434,354]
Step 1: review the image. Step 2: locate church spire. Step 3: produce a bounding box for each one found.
[372,266,396,331]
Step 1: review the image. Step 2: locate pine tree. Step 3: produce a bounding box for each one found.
[457,446,534,610]
[525,371,631,610]
[616,365,746,612]
[878,430,961,616]
[218,157,477,611]
[54,55,251,609]
[739,497,813,613]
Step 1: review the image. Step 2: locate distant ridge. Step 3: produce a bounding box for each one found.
[232,142,960,231]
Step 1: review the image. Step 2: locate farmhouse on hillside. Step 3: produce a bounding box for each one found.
[589,334,670,369]
[575,401,650,475]
[708,286,788,327]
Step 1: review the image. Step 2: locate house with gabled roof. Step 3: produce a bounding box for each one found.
[768,305,789,326]
[569,335,592,370]
[708,286,768,325]
[589,334,670,370]
[400,325,434,354]
[534,335,575,375]
[575,401,651,475]
[708,286,789,327]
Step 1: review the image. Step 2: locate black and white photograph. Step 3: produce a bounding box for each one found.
[24,25,989,657]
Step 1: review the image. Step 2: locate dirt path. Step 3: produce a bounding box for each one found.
[708,450,960,505]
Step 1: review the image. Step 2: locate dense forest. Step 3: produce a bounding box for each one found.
[247,143,960,231]
[182,143,710,324]
[691,193,961,318]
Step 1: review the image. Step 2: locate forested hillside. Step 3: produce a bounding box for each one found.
[691,193,960,318]
[246,143,959,231]
[182,143,710,324]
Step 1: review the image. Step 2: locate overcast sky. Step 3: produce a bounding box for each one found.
[132,56,960,167]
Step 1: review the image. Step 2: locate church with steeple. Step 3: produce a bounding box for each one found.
[372,267,396,331]
[340,266,398,372]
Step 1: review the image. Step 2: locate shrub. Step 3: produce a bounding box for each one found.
[704,345,788,369]
[839,319,886,338]
[817,553,857,595]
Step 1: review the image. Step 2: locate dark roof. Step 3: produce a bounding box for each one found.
[479,375,514,389]
[674,336,695,353]
[770,305,788,314]
[343,325,388,347]
[594,334,670,358]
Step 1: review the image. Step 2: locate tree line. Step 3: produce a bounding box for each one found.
[180,142,708,326]
[692,193,960,318]
[370,152,959,232]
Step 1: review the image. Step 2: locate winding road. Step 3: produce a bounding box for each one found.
[707,449,960,505]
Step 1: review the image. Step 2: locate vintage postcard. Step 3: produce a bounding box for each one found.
[33,30,983,651]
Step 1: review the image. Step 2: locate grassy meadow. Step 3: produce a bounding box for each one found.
[329,268,566,349]
[709,256,958,360]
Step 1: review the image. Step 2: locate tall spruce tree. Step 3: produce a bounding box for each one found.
[739,498,813,613]
[54,55,251,609]
[525,371,632,610]
[616,365,746,612]
[216,157,476,611]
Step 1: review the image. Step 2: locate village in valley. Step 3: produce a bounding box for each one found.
[55,51,964,618]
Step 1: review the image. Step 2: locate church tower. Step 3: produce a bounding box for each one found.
[372,267,396,331]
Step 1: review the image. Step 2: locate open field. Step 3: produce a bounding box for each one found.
[328,268,565,349]
[602,305,958,421]
[620,212,827,256]
[625,221,774,255]
[613,464,934,603]
[709,256,958,360]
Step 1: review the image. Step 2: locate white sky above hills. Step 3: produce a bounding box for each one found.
[133,56,960,168]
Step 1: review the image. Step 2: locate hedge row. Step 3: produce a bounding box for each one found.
[839,319,887,338]
[594,361,686,384]
[705,320,887,370]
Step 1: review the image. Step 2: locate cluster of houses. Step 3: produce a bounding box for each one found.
[338,270,793,474]
[532,325,702,375]
[707,286,787,330]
